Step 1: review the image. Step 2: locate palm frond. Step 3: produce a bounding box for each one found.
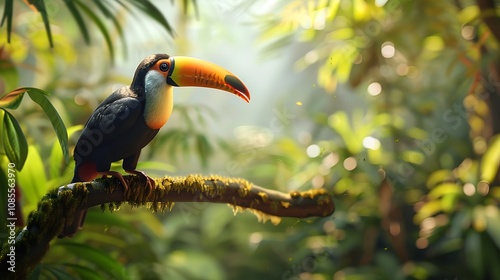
[0,0,14,43]
[1,0,201,58]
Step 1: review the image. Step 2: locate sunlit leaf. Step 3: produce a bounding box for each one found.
[426,169,453,188]
[327,28,354,40]
[326,0,341,20]
[2,109,27,170]
[485,205,500,248]
[442,193,460,213]
[473,206,487,232]
[0,88,24,109]
[458,5,479,24]
[402,150,425,165]
[414,200,441,223]
[480,135,500,182]
[18,146,47,217]
[328,111,362,153]
[428,182,461,198]
[26,0,53,46]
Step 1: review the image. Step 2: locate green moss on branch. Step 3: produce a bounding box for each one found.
[1,174,334,279]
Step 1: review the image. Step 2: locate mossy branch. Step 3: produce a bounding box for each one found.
[1,174,334,279]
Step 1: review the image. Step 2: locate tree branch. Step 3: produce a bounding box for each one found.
[1,174,334,279]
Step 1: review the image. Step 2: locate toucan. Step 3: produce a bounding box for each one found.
[59,54,250,238]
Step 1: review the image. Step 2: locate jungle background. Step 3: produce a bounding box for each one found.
[1,0,500,279]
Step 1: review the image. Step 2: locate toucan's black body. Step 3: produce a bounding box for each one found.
[59,54,250,238]
[72,87,156,181]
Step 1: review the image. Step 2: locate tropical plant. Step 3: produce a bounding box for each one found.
[2,0,500,279]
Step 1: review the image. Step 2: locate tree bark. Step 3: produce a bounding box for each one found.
[0,174,334,279]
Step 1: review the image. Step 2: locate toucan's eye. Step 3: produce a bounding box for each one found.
[159,62,169,72]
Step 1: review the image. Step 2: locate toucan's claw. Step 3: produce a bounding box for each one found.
[126,170,155,199]
[99,171,129,197]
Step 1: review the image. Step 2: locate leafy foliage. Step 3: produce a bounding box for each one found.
[2,0,500,279]
[0,87,68,170]
[251,0,500,279]
[1,0,176,60]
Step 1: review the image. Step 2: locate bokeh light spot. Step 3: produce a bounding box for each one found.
[343,157,357,171]
[306,144,321,158]
[367,82,382,96]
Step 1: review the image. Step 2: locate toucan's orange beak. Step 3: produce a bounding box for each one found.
[166,56,250,103]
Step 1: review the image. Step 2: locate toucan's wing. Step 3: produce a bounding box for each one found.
[80,87,142,146]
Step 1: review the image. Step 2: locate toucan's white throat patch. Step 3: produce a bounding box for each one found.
[144,70,173,129]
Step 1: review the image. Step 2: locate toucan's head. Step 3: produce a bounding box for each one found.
[132,54,250,129]
[132,54,250,102]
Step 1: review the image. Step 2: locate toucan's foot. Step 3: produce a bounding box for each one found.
[126,170,155,198]
[99,171,129,197]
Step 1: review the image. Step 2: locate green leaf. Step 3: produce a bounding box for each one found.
[26,0,54,47]
[428,182,461,198]
[64,0,91,44]
[428,238,462,256]
[458,5,479,24]
[426,169,453,188]
[63,264,104,279]
[2,109,28,170]
[44,265,76,279]
[0,0,13,43]
[0,88,25,109]
[465,230,484,279]
[55,241,124,278]
[196,134,213,168]
[75,0,115,60]
[93,0,128,57]
[18,146,48,207]
[481,135,500,182]
[485,205,500,249]
[128,0,174,35]
[50,125,82,179]
[414,200,441,223]
[25,87,69,165]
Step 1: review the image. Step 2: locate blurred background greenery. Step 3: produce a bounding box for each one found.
[1,0,500,279]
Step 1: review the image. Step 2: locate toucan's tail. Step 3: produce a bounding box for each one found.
[58,176,88,238]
